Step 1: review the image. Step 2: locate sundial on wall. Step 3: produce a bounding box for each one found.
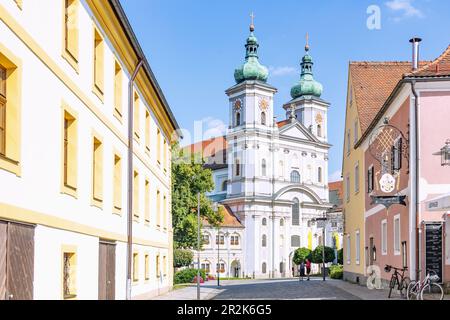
[234,99,242,111]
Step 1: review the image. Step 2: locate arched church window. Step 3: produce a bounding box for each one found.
[262,262,267,274]
[262,218,267,226]
[280,219,284,227]
[262,159,267,177]
[292,198,300,226]
[291,235,301,248]
[318,167,323,183]
[261,112,266,125]
[235,159,240,177]
[290,170,301,183]
[317,124,322,138]
[262,234,267,247]
[221,180,228,192]
[236,112,241,126]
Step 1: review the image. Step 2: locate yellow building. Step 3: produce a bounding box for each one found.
[0,0,180,299]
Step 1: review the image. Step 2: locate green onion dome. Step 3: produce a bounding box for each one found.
[290,44,323,99]
[234,24,269,84]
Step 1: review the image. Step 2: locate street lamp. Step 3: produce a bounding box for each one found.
[433,139,450,166]
[212,202,220,287]
[314,212,328,282]
[196,192,201,300]
[224,232,230,279]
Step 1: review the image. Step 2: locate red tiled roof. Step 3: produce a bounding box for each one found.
[329,180,343,198]
[203,205,243,228]
[349,61,429,135]
[277,120,290,128]
[406,45,450,78]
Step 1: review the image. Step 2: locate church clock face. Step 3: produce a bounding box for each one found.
[315,113,323,124]
[259,98,269,111]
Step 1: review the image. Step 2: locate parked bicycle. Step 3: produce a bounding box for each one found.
[407,270,444,300]
[385,265,410,299]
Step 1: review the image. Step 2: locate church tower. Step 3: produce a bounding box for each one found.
[225,17,278,199]
[224,17,279,278]
[284,35,329,144]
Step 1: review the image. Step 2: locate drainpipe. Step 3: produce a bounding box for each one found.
[126,59,144,300]
[411,80,421,282]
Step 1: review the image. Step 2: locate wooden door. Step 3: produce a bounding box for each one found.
[99,241,116,300]
[6,222,35,300]
[0,221,7,300]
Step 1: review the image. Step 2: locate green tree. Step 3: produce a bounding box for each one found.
[293,248,312,265]
[173,249,194,268]
[171,144,223,249]
[311,246,335,264]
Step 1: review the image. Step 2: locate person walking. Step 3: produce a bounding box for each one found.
[305,259,311,281]
[299,262,305,282]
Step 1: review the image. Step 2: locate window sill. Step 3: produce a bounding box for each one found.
[91,198,103,210]
[113,206,122,216]
[0,154,21,176]
[114,109,123,124]
[133,216,140,223]
[92,85,104,104]
[61,185,78,199]
[62,50,79,74]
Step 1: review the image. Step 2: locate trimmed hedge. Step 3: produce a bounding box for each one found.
[329,264,343,279]
[174,268,206,284]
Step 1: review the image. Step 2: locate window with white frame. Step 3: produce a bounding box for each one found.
[346,235,351,264]
[354,163,360,194]
[381,219,387,255]
[354,119,358,144]
[355,230,360,265]
[346,174,350,202]
[394,215,401,255]
[347,130,351,155]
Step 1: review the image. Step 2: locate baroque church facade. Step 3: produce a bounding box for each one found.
[191,21,337,279]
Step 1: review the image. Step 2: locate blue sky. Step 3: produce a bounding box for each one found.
[121,0,450,181]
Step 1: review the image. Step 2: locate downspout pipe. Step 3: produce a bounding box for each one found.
[126,59,144,300]
[410,80,421,282]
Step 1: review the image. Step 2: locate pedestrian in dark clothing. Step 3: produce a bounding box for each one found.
[305,259,311,281]
[299,262,305,281]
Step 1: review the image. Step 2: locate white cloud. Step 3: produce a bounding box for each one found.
[385,0,424,21]
[329,170,343,182]
[200,117,227,140]
[269,66,297,77]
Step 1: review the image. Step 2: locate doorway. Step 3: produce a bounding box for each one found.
[98,240,116,300]
[0,220,35,300]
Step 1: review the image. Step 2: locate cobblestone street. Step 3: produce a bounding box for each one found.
[152,278,414,300]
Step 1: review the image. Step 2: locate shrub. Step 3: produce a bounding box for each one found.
[293,248,312,265]
[174,268,206,284]
[311,246,335,264]
[330,264,343,279]
[174,249,194,268]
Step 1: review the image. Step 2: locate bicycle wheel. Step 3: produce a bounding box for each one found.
[400,277,411,297]
[388,277,397,298]
[407,281,418,300]
[420,283,444,300]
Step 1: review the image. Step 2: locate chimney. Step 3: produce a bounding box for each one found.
[409,37,422,71]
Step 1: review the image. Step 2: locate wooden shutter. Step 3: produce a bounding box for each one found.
[0,221,6,300]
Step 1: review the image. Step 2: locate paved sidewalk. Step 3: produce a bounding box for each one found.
[150,284,224,300]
